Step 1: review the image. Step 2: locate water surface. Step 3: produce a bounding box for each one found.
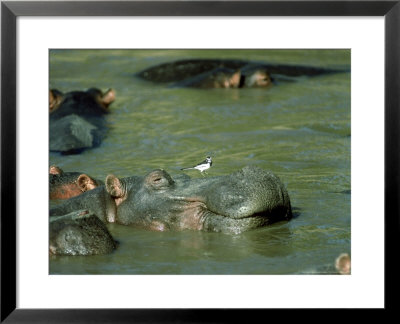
[49,49,350,274]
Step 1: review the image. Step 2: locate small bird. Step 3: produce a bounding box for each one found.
[181,156,212,176]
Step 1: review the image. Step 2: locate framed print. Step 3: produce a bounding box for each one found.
[1,0,398,322]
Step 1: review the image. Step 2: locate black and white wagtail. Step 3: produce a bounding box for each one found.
[181,156,212,175]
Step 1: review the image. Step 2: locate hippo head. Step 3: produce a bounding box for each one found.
[243,70,272,88]
[240,65,273,88]
[86,88,116,112]
[214,70,241,88]
[225,70,241,88]
[49,88,116,115]
[105,166,292,233]
[49,165,102,200]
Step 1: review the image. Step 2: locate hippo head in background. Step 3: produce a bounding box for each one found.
[240,65,273,88]
[104,166,292,234]
[243,69,272,87]
[212,69,241,88]
[49,87,116,115]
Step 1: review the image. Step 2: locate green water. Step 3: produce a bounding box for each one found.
[49,49,351,274]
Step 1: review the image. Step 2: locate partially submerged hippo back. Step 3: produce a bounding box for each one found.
[137,58,348,85]
[49,210,117,256]
[137,59,245,83]
[105,166,292,233]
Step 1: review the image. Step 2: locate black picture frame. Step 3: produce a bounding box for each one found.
[1,1,398,322]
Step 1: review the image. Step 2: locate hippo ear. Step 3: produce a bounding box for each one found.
[230,70,241,88]
[335,253,351,275]
[105,175,124,198]
[77,174,98,192]
[49,89,63,113]
[101,89,115,107]
[49,165,63,175]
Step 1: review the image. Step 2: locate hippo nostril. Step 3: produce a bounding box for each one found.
[153,177,162,183]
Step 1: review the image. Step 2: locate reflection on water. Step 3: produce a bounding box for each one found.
[49,50,350,274]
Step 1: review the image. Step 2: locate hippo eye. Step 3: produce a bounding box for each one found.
[146,170,174,190]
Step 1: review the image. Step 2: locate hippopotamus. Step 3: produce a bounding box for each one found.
[49,89,63,112]
[171,68,242,88]
[136,58,348,85]
[50,166,292,234]
[170,65,273,89]
[49,87,115,154]
[240,64,273,88]
[335,253,351,275]
[49,165,103,199]
[50,210,117,256]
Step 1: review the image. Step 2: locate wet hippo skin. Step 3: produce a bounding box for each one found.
[50,166,292,234]
[49,165,103,200]
[49,210,117,256]
[136,58,348,86]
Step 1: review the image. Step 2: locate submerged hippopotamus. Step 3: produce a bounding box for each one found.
[50,210,117,256]
[49,88,115,154]
[240,64,273,87]
[49,165,103,199]
[172,68,242,88]
[170,66,272,89]
[136,58,347,86]
[50,166,292,234]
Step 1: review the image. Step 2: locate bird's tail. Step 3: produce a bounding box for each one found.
[180,167,195,171]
